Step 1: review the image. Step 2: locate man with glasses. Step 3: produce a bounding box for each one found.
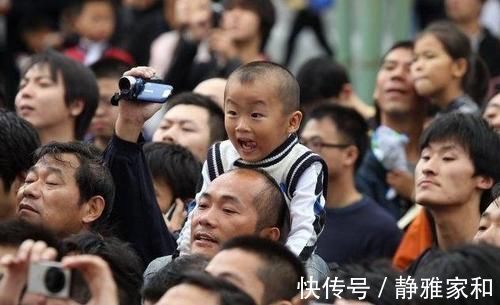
[300,104,402,265]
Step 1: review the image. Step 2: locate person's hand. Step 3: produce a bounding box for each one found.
[0,240,58,305]
[209,29,238,62]
[115,66,163,142]
[386,170,415,200]
[62,255,119,305]
[165,198,188,233]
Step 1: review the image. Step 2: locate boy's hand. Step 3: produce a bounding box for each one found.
[115,66,163,142]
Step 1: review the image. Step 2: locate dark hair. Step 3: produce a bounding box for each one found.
[414,244,500,305]
[221,236,306,305]
[296,57,349,111]
[417,21,489,104]
[419,113,500,211]
[0,110,40,192]
[33,142,115,228]
[141,254,209,303]
[143,142,202,202]
[90,57,131,80]
[306,104,369,170]
[21,50,99,140]
[325,260,408,305]
[233,168,290,242]
[491,182,500,200]
[0,219,59,249]
[166,92,227,144]
[60,232,143,305]
[222,0,275,50]
[228,61,300,114]
[170,271,256,305]
[380,40,414,66]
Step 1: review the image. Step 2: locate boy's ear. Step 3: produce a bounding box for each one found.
[287,110,303,134]
[69,99,85,117]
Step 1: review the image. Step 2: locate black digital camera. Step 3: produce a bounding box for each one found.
[111,76,173,105]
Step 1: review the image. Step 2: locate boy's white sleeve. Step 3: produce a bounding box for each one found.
[176,161,211,255]
[286,161,326,258]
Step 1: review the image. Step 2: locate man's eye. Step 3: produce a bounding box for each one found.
[251,113,263,118]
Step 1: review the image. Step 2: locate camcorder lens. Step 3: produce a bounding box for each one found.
[44,267,66,293]
[119,76,135,91]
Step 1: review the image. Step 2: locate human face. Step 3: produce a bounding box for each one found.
[15,64,74,133]
[300,118,350,179]
[415,141,481,207]
[446,0,483,22]
[153,105,211,161]
[16,154,87,237]
[411,34,463,102]
[190,170,262,257]
[225,78,297,162]
[75,1,115,42]
[89,78,119,140]
[153,178,174,214]
[221,7,260,43]
[157,283,220,305]
[206,249,265,305]
[375,47,420,116]
[483,93,500,133]
[474,199,500,246]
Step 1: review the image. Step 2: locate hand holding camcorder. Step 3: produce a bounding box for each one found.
[111,75,173,106]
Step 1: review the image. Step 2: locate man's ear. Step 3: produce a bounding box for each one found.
[342,145,359,168]
[287,110,303,134]
[69,99,85,117]
[258,227,280,241]
[476,175,494,190]
[81,195,106,225]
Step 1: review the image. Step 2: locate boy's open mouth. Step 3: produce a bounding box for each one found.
[238,139,257,152]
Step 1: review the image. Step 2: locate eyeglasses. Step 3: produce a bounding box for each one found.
[300,136,351,152]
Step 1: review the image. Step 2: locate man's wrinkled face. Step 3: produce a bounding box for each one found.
[17,154,87,237]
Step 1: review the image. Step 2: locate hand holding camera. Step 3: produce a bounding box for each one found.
[114,66,173,142]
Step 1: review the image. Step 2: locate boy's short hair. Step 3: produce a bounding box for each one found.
[143,142,202,202]
[22,50,99,140]
[306,104,369,170]
[420,113,500,211]
[222,0,275,50]
[90,57,131,80]
[0,110,40,192]
[221,236,306,305]
[165,92,227,144]
[227,61,299,114]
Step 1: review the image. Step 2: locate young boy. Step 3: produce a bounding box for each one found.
[178,61,328,259]
[64,0,133,66]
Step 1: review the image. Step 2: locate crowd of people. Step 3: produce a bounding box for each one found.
[0,0,500,305]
